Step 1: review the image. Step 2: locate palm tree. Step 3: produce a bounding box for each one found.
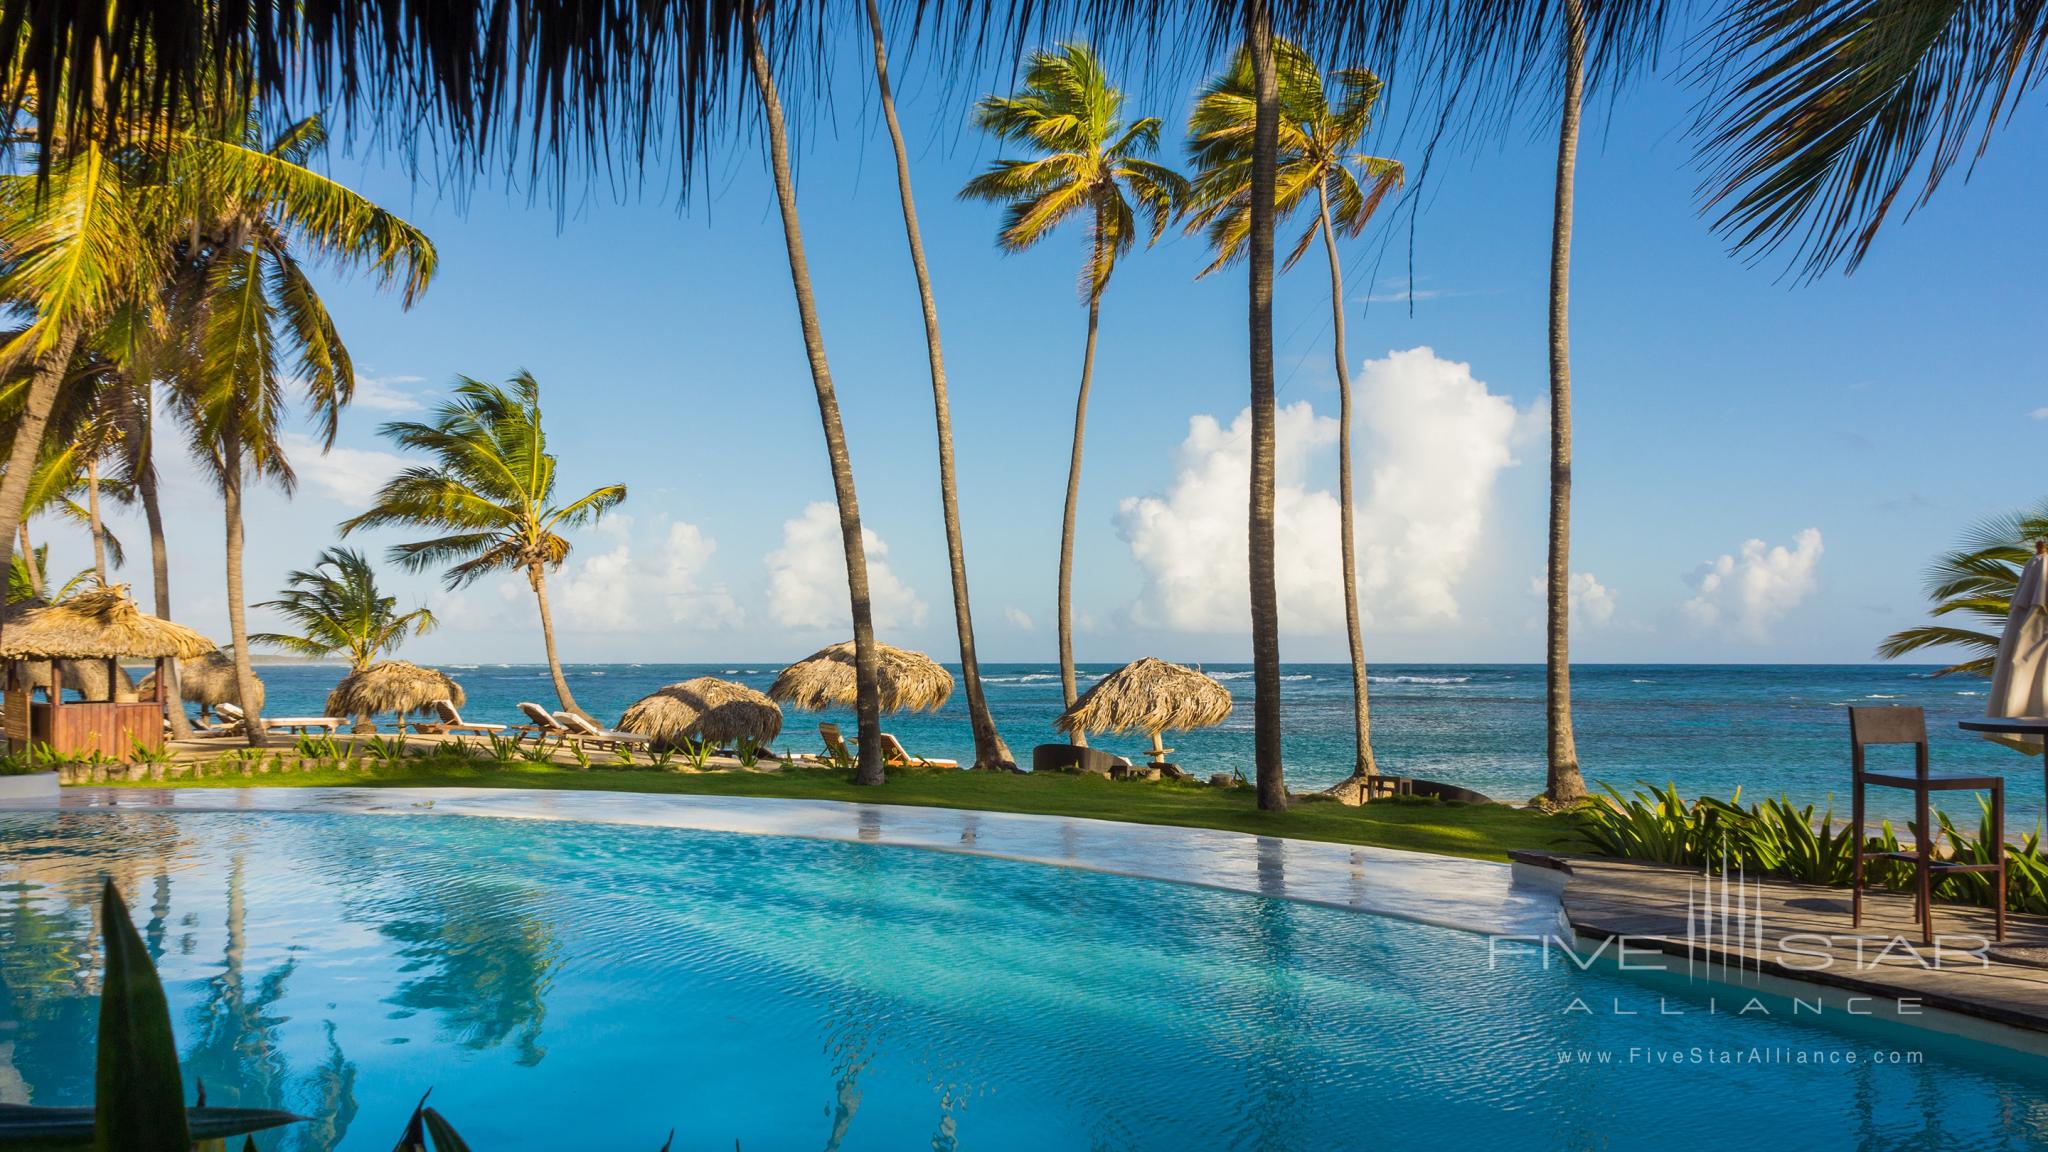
[9,440,126,597]
[860,0,1013,773]
[252,546,437,671]
[165,107,435,746]
[1539,0,1591,806]
[341,373,623,721]
[1878,502,2048,678]
[1186,36,1403,792]
[1243,1,1287,812]
[0,141,159,590]
[743,8,889,786]
[961,42,1186,737]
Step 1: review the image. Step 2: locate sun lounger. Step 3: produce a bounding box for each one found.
[187,711,242,737]
[264,717,346,735]
[514,702,569,743]
[817,722,856,767]
[553,711,652,751]
[870,732,958,769]
[216,702,343,736]
[417,699,508,736]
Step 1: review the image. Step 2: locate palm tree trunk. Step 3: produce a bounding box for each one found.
[1247,1,1286,812]
[0,328,80,604]
[863,0,1013,772]
[86,457,108,585]
[17,524,42,599]
[221,435,266,748]
[527,560,585,719]
[748,19,886,786]
[1544,0,1590,806]
[1319,179,1377,784]
[136,450,190,737]
[1058,275,1103,748]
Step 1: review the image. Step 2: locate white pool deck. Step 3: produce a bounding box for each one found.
[2,786,1567,939]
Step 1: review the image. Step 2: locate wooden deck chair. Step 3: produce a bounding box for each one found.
[420,699,507,736]
[874,732,958,769]
[554,711,652,751]
[817,722,856,768]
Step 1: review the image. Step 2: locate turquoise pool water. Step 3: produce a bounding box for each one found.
[3,810,2047,1150]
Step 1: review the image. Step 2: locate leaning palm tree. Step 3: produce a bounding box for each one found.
[1878,502,2048,678]
[341,373,622,721]
[1186,36,1403,791]
[0,136,159,588]
[860,0,1013,772]
[961,42,1186,737]
[743,7,889,785]
[252,546,437,672]
[166,106,436,745]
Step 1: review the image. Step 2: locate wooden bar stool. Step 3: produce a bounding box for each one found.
[1850,706,2006,944]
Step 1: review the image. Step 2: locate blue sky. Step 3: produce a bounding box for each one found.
[83,30,2045,666]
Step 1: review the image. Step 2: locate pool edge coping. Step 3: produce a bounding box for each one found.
[1,785,1568,941]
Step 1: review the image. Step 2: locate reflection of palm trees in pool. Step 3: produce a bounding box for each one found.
[182,854,361,1151]
[377,872,561,1066]
[1231,899,1310,1149]
[0,885,97,1103]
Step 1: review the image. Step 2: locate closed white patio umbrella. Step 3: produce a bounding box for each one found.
[1985,541,2048,753]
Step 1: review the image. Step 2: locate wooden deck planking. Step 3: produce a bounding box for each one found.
[1549,855,2048,1034]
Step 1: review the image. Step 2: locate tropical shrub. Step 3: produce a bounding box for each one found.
[1582,781,2048,914]
[1576,782,1739,867]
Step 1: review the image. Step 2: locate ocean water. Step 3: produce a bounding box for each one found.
[233,662,2046,824]
[4,810,2047,1151]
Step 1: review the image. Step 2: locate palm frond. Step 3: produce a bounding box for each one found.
[1697,0,2046,278]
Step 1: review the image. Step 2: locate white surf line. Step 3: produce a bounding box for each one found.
[13,786,1568,939]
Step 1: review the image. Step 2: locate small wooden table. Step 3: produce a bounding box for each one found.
[1957,717,2048,797]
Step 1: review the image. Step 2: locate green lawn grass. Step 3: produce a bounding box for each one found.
[93,760,1585,861]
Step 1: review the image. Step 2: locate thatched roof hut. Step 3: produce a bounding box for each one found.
[325,660,465,724]
[1056,658,1233,762]
[617,677,783,750]
[22,659,139,702]
[769,641,952,714]
[137,650,266,711]
[0,586,216,660]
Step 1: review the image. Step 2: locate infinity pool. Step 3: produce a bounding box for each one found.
[3,810,2047,1150]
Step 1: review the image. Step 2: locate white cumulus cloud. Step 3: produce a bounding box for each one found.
[1116,347,1529,633]
[1681,529,1824,642]
[764,502,926,632]
[1003,606,1035,630]
[351,374,428,413]
[1531,571,1618,628]
[555,518,741,633]
[277,434,405,510]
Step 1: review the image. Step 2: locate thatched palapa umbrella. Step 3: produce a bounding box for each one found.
[1056,658,1233,764]
[325,660,466,734]
[769,641,953,714]
[138,650,266,718]
[618,677,783,751]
